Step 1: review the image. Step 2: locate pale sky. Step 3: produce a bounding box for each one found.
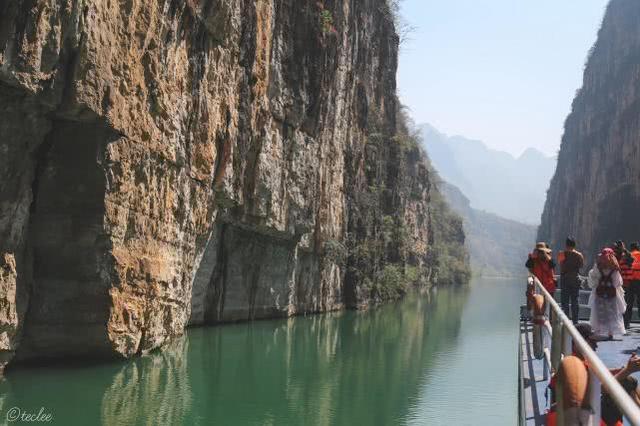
[397,0,610,157]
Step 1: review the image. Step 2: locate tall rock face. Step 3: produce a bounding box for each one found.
[0,0,467,368]
[539,0,640,258]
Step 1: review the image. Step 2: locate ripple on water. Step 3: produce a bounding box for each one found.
[404,278,521,425]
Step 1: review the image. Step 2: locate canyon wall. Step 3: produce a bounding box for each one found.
[0,0,467,369]
[539,0,640,259]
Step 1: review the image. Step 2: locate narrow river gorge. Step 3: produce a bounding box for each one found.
[0,278,521,425]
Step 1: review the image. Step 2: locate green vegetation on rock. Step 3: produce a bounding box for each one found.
[428,185,473,285]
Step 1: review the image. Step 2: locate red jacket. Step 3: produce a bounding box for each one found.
[631,250,640,282]
[620,254,634,287]
[529,254,556,294]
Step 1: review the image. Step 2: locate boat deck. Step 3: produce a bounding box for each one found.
[520,320,640,425]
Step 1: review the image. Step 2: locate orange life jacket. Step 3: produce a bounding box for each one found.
[631,250,640,282]
[620,256,634,287]
[532,257,556,294]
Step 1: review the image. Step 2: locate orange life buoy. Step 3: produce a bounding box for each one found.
[532,294,546,325]
[558,356,589,409]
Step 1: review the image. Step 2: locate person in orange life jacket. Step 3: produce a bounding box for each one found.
[547,323,599,403]
[602,374,640,426]
[624,242,640,328]
[601,341,640,426]
[614,240,634,287]
[588,248,626,340]
[545,323,598,426]
[558,237,585,323]
[546,323,640,426]
[526,242,557,295]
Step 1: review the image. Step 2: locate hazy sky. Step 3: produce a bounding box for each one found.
[397,0,610,157]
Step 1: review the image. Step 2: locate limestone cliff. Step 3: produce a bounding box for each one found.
[539,0,640,258]
[0,0,467,369]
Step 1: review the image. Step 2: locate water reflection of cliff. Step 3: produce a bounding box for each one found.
[184,285,470,425]
[0,286,469,425]
[101,338,192,426]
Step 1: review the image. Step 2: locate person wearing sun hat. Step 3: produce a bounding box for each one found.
[526,242,557,295]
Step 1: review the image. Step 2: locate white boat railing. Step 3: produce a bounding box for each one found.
[529,275,640,425]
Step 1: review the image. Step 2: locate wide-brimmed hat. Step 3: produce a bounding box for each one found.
[535,242,552,254]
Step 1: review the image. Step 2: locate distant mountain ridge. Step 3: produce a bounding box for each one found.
[439,181,537,277]
[420,124,556,224]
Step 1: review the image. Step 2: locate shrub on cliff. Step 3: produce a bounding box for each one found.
[385,0,414,45]
[374,265,407,299]
[371,264,426,300]
[316,2,338,37]
[428,186,472,286]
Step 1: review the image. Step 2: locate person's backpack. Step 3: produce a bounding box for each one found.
[596,269,616,299]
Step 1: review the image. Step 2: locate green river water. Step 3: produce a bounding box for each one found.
[0,278,522,425]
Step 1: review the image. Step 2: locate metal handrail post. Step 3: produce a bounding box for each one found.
[562,326,572,355]
[551,310,562,371]
[543,348,550,381]
[518,331,526,426]
[557,380,566,425]
[588,369,602,426]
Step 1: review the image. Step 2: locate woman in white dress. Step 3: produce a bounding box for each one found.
[588,248,627,339]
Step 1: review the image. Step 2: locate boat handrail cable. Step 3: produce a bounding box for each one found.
[528,275,640,424]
